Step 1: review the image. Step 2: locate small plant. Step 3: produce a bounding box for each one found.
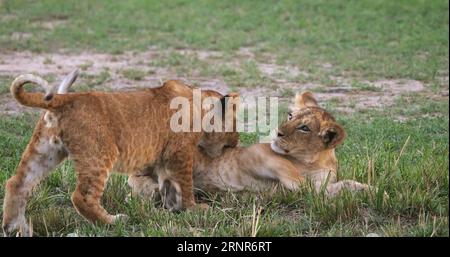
[280,88,294,98]
[0,76,10,94]
[43,57,54,65]
[78,62,93,71]
[122,69,147,81]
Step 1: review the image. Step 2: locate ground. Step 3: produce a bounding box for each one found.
[0,0,448,236]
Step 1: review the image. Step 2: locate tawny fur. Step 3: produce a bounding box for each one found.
[2,74,238,236]
[130,92,373,201]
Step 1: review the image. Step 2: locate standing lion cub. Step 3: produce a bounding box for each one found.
[2,71,238,236]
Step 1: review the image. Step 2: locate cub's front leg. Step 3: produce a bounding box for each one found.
[158,146,197,211]
[257,158,305,190]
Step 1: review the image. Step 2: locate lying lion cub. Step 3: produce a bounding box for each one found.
[130,92,371,200]
[193,92,371,196]
[2,71,238,236]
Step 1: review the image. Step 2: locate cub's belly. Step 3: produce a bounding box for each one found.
[112,154,156,174]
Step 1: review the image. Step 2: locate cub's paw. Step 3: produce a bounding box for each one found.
[2,217,31,237]
[112,214,129,224]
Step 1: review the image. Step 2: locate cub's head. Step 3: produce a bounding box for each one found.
[198,92,240,158]
[271,92,346,158]
[163,81,240,158]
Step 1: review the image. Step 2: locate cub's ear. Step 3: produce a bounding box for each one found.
[225,92,239,98]
[320,123,346,149]
[220,93,240,131]
[295,92,318,108]
[220,92,240,113]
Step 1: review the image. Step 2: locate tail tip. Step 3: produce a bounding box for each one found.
[44,93,53,101]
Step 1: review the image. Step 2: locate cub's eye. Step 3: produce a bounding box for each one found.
[297,124,310,132]
[288,113,293,121]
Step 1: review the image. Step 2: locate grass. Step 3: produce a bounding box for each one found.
[0,111,447,236]
[0,0,448,237]
[122,68,147,81]
[351,81,382,92]
[74,70,112,92]
[0,0,448,82]
[0,76,11,94]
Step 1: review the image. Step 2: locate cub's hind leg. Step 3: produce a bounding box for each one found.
[312,171,372,197]
[2,130,66,236]
[325,180,370,197]
[71,159,127,224]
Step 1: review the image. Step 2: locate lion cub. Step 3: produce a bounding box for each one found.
[2,72,238,236]
[192,92,371,196]
[130,92,372,201]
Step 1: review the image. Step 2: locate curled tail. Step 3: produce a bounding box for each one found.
[10,70,79,110]
[10,74,56,109]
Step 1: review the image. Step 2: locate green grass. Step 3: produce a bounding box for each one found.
[122,68,147,81]
[0,0,448,237]
[0,76,11,94]
[351,81,382,92]
[0,112,447,236]
[0,0,448,82]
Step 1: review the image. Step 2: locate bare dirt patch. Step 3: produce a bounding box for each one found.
[0,48,440,116]
[258,63,308,82]
[177,49,224,60]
